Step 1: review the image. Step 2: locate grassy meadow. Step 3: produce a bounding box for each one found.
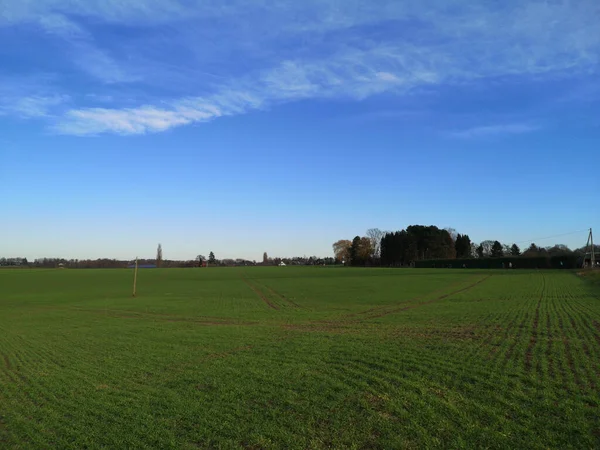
[1,267,599,449]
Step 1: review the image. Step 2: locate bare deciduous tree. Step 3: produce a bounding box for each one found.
[480,240,495,257]
[366,228,384,259]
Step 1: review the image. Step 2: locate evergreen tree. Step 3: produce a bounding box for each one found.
[349,236,362,266]
[476,244,484,259]
[510,244,521,256]
[380,225,458,265]
[455,234,472,259]
[491,241,504,257]
[463,235,472,258]
[209,251,216,264]
[523,243,539,256]
[156,243,163,268]
[455,234,462,257]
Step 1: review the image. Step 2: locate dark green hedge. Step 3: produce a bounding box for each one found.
[414,255,581,269]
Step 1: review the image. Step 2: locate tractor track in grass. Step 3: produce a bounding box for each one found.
[314,274,493,328]
[253,280,301,308]
[240,278,279,310]
[365,273,492,320]
[325,275,478,324]
[281,275,493,335]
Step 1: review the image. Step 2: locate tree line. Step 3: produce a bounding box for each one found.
[334,226,596,267]
[0,253,339,269]
[0,258,201,269]
[2,230,594,269]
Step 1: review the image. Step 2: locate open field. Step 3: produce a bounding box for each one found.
[1,267,600,449]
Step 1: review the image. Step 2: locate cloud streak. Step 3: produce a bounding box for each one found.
[0,74,69,118]
[451,124,540,139]
[52,50,434,135]
[55,106,202,135]
[53,91,263,135]
[10,95,69,118]
[7,9,139,84]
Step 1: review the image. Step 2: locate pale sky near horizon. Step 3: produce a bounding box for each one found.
[1,0,599,261]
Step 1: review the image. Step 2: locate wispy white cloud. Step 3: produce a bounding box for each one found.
[54,106,200,135]
[36,13,86,37]
[2,8,138,84]
[258,51,436,102]
[85,94,115,103]
[52,93,260,135]
[52,51,435,135]
[451,123,540,139]
[2,0,599,134]
[39,13,136,83]
[71,44,140,84]
[0,0,186,26]
[10,95,69,118]
[0,74,69,118]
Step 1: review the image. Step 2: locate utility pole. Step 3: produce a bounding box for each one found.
[591,228,596,269]
[132,257,139,297]
[583,229,596,269]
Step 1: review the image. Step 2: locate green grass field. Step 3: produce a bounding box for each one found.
[1,267,599,449]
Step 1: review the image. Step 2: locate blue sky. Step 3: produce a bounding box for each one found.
[1,0,599,261]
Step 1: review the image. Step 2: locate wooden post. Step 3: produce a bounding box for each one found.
[591,228,596,269]
[132,257,138,297]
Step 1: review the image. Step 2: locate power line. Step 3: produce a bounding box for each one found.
[512,229,588,245]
